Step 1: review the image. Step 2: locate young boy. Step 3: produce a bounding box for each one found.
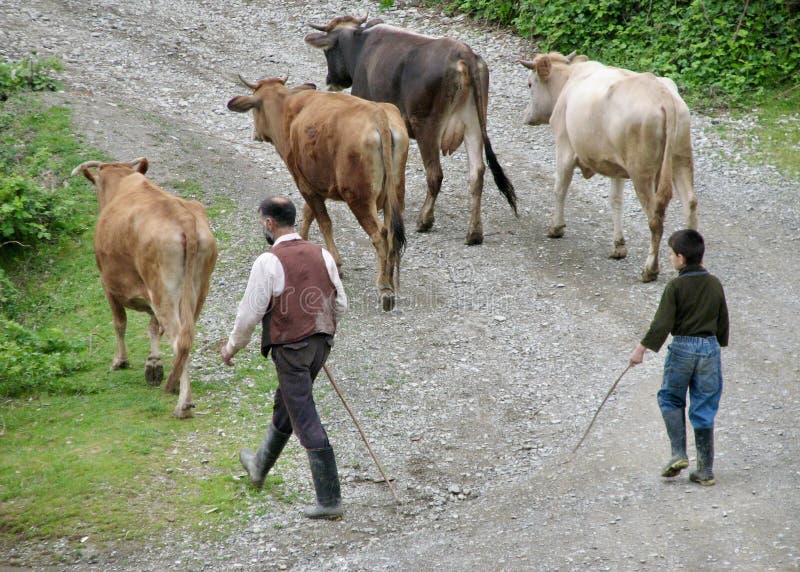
[629,229,729,485]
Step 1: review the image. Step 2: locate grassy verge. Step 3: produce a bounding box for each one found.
[0,90,284,554]
[750,90,800,179]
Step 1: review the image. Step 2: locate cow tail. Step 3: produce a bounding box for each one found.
[378,116,406,290]
[166,222,199,393]
[466,57,518,216]
[656,104,675,220]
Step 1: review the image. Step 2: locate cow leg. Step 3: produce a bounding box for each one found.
[632,176,664,283]
[106,295,129,370]
[351,201,394,311]
[609,177,628,259]
[416,135,444,234]
[548,151,575,238]
[304,195,343,272]
[673,158,698,230]
[299,201,316,240]
[463,118,486,245]
[145,314,164,386]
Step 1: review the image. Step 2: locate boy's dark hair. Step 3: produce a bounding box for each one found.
[258,196,296,228]
[668,229,705,265]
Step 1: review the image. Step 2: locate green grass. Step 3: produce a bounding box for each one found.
[751,89,800,179]
[0,91,286,552]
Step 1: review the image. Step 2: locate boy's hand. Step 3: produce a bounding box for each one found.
[629,343,647,367]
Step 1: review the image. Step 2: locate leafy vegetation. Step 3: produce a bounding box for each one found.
[434,0,800,109]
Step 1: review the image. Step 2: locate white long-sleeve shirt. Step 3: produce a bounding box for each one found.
[225,233,347,356]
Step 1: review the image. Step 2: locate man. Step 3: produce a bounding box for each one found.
[222,196,348,519]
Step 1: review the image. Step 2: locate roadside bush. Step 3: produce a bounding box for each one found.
[0,53,62,100]
[0,317,91,397]
[439,0,800,107]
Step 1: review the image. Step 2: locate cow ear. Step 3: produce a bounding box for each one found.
[572,55,589,63]
[304,32,335,49]
[227,95,260,113]
[364,18,384,29]
[137,159,149,174]
[536,57,552,80]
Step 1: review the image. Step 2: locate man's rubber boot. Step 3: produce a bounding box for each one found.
[689,427,716,486]
[239,424,291,488]
[661,408,690,477]
[304,447,343,520]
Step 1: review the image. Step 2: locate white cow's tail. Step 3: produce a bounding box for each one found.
[656,104,675,215]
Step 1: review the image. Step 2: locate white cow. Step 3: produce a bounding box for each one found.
[520,52,697,282]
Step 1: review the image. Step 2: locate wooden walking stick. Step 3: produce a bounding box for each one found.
[323,364,401,505]
[573,364,633,454]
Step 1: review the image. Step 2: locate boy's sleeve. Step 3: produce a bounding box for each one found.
[640,283,677,352]
[717,286,729,347]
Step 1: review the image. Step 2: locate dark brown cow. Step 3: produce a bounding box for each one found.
[227,77,408,311]
[305,16,517,245]
[71,158,217,418]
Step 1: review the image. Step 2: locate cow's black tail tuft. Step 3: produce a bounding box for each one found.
[485,137,518,216]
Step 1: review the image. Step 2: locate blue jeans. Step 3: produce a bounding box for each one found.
[657,336,723,429]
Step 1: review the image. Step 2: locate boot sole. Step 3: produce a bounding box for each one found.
[661,458,689,478]
[689,474,716,486]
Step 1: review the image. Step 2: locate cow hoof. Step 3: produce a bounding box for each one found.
[112,359,130,371]
[416,219,434,233]
[547,225,566,239]
[609,246,628,259]
[465,231,483,246]
[145,363,164,386]
[641,268,659,283]
[381,292,395,312]
[173,404,194,419]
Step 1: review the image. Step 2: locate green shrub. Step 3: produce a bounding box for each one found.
[440,0,800,107]
[0,317,91,397]
[0,53,62,100]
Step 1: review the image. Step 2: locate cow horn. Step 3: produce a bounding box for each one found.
[519,59,536,70]
[122,157,147,168]
[565,51,578,62]
[70,161,104,176]
[237,73,258,90]
[307,22,330,32]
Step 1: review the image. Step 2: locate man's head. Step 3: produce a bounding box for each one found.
[668,229,705,268]
[258,196,296,245]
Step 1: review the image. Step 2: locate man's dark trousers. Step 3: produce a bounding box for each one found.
[270,333,333,450]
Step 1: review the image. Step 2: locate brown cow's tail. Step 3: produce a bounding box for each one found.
[378,116,406,290]
[466,57,518,216]
[164,221,199,394]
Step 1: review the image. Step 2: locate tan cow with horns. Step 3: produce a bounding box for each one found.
[520,52,698,282]
[72,158,217,418]
[227,76,408,311]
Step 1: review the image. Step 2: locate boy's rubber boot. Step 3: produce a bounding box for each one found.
[239,424,291,488]
[304,447,343,520]
[661,408,690,477]
[689,427,716,486]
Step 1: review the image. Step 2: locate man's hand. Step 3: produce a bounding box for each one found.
[221,344,235,367]
[629,343,647,367]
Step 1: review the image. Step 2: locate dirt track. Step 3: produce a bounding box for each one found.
[2,0,799,570]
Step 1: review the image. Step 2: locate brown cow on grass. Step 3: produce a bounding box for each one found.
[520,52,698,282]
[227,76,408,311]
[72,158,217,418]
[305,16,517,245]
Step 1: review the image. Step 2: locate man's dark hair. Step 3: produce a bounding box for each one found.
[668,229,705,265]
[258,196,296,228]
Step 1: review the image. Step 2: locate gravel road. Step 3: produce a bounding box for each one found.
[2,0,799,570]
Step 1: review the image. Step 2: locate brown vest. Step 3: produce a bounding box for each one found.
[261,239,337,354]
